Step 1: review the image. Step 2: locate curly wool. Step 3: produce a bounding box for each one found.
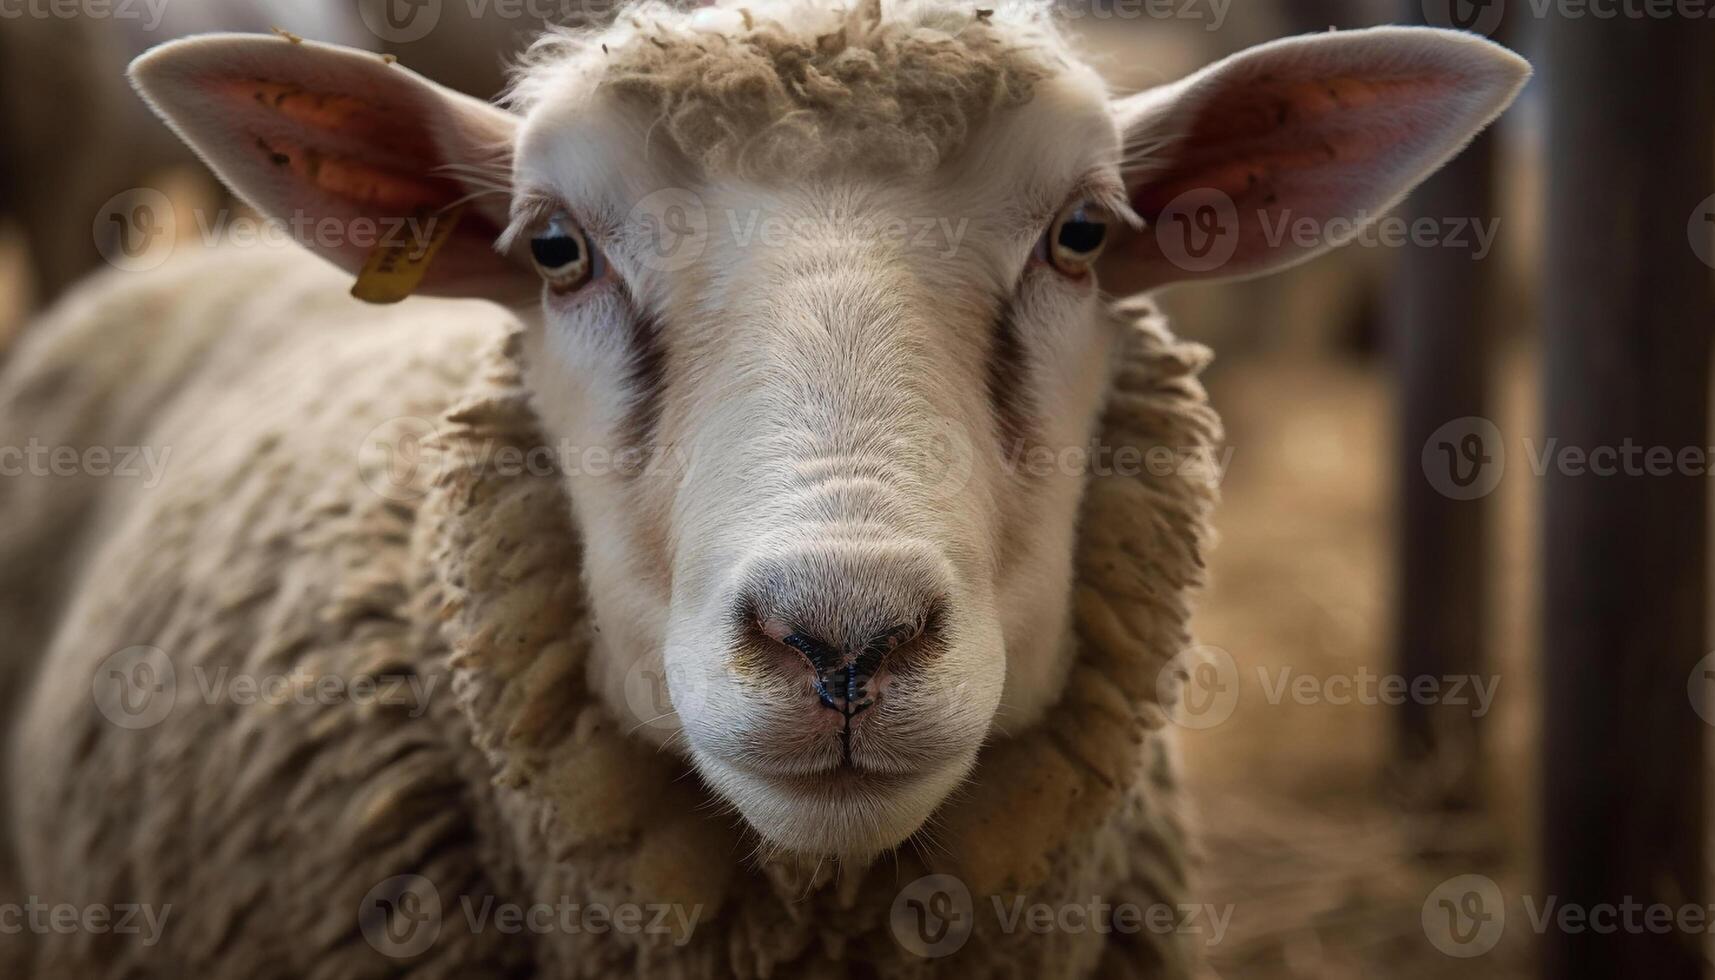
[507,0,1063,178]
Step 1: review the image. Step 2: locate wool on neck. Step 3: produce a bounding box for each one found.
[416,298,1220,977]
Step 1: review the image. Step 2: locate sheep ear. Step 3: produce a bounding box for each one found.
[1100,27,1530,295]
[129,34,531,304]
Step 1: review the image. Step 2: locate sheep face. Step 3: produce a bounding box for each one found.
[130,1,1527,860]
[510,65,1125,858]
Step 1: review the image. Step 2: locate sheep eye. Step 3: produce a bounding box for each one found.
[529,212,595,292]
[1046,202,1110,276]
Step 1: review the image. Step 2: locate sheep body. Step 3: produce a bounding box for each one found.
[0,238,1218,978]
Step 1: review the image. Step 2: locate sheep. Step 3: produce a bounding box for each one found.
[0,1,1527,976]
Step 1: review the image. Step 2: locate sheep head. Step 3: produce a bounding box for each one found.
[129,0,1527,860]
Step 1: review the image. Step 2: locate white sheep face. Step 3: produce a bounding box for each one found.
[512,67,1126,857]
[130,1,1529,860]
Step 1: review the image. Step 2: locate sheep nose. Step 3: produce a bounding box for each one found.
[768,619,933,719]
[733,543,953,719]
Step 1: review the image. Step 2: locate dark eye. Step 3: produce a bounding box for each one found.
[529,212,595,292]
[1047,202,1110,276]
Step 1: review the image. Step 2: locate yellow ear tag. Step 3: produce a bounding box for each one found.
[351,204,466,305]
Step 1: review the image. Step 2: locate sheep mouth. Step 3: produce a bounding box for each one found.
[755,776,918,815]
[703,750,976,858]
[729,755,916,791]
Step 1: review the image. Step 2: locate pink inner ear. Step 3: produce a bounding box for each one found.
[1131,74,1445,221]
[216,77,471,215]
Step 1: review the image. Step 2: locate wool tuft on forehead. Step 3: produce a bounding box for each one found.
[507,0,1069,178]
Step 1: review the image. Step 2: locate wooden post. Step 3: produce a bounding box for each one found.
[1540,9,1714,979]
[1390,2,1508,815]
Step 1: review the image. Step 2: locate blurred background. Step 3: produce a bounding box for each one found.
[1,1,1710,978]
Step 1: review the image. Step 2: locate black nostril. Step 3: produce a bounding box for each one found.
[779,630,843,678]
[776,619,927,721]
